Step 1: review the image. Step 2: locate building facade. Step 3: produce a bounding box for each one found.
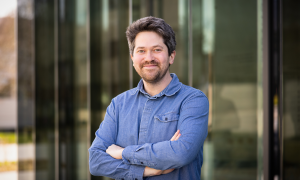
[0,0,299,180]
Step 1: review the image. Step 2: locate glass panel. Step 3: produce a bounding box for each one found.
[35,1,55,179]
[192,0,209,94]
[0,0,17,179]
[195,0,259,179]
[58,0,88,179]
[256,0,264,179]
[17,0,35,179]
[90,0,129,179]
[282,1,300,179]
[132,0,189,86]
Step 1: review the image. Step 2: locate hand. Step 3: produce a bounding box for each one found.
[143,166,174,177]
[106,144,124,159]
[170,129,181,141]
[143,130,180,177]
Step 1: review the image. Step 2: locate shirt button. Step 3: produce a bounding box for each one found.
[128,160,130,163]
[135,179,138,180]
[165,117,168,120]
[141,162,143,164]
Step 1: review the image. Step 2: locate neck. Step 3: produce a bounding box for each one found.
[143,73,172,96]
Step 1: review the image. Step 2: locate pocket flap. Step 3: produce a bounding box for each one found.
[154,113,179,122]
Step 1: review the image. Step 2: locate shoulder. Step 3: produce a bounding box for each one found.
[111,87,139,105]
[180,84,207,99]
[178,84,209,109]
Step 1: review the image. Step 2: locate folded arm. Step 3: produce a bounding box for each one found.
[121,92,209,170]
[88,100,145,180]
[106,130,182,176]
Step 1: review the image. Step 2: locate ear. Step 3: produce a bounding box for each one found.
[169,51,176,65]
[130,54,135,66]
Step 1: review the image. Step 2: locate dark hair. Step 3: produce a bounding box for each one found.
[126,16,176,56]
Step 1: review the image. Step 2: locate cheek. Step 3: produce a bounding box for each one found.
[132,56,145,65]
[160,55,171,64]
[132,59,141,69]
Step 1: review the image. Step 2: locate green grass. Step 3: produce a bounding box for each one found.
[0,132,16,144]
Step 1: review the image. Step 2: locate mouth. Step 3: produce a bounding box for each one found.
[143,64,157,67]
[142,63,158,69]
[143,65,158,70]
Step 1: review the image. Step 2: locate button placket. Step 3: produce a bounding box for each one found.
[138,98,154,145]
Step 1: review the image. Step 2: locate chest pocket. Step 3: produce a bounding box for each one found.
[154,113,179,123]
[153,112,179,142]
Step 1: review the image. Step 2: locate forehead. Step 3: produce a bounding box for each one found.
[134,31,165,47]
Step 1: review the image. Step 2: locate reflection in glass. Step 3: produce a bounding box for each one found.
[282,1,300,179]
[0,0,17,178]
[35,1,55,179]
[256,0,264,179]
[197,1,259,179]
[90,0,129,179]
[10,0,267,179]
[17,0,35,179]
[58,0,89,179]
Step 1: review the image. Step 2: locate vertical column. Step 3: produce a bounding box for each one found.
[129,0,133,89]
[188,0,193,87]
[54,0,59,179]
[262,0,270,179]
[268,0,281,179]
[89,1,130,179]
[35,1,56,180]
[17,0,35,179]
[177,0,189,85]
[86,0,91,180]
[57,0,89,179]
[257,0,264,179]
[281,0,300,180]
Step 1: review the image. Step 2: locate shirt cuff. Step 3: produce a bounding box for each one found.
[115,165,145,180]
[130,165,145,180]
[122,145,138,164]
[122,145,156,167]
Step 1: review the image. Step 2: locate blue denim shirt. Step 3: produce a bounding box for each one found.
[89,73,209,180]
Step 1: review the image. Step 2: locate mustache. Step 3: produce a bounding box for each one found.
[142,60,159,67]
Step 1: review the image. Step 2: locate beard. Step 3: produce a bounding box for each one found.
[136,60,169,84]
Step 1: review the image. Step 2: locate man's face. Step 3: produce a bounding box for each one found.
[131,31,175,83]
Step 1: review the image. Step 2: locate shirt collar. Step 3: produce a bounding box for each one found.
[132,73,182,97]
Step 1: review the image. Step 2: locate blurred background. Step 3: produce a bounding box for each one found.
[0,0,299,180]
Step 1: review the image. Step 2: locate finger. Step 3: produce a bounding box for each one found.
[170,130,180,141]
[173,133,181,141]
[172,131,181,141]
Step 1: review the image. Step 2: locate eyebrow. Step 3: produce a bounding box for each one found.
[135,45,164,49]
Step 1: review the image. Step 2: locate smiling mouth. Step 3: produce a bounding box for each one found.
[143,64,157,67]
[143,65,158,70]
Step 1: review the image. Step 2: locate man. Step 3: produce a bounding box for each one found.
[89,16,209,180]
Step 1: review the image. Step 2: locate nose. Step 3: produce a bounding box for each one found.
[145,51,154,61]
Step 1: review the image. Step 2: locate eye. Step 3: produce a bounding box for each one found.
[137,50,145,53]
[154,49,162,52]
